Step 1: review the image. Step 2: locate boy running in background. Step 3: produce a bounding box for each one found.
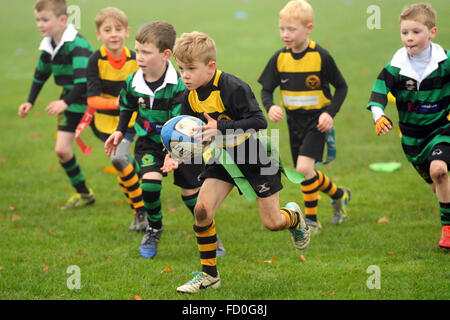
[165,31,310,293]
[18,0,95,210]
[367,3,450,249]
[258,0,351,234]
[86,7,146,231]
[104,22,225,258]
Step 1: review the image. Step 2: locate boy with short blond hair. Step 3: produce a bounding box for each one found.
[85,7,145,231]
[18,0,95,210]
[258,0,351,234]
[104,22,219,259]
[94,6,129,29]
[168,31,310,294]
[367,3,450,249]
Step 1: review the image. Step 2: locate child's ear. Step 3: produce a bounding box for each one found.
[163,49,173,60]
[60,14,68,26]
[306,22,313,34]
[125,27,130,39]
[95,30,101,41]
[430,26,437,39]
[208,60,217,73]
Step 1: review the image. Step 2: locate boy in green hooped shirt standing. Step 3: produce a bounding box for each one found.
[367,3,450,249]
[104,22,226,259]
[18,0,95,210]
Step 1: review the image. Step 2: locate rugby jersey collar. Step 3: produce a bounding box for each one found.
[391,42,447,82]
[132,60,178,96]
[39,24,78,60]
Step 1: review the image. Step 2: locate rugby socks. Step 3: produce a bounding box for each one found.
[117,163,145,214]
[182,191,199,216]
[60,155,89,194]
[118,178,136,214]
[440,202,450,226]
[280,207,300,229]
[141,179,162,229]
[316,170,344,200]
[194,220,218,277]
[301,175,319,221]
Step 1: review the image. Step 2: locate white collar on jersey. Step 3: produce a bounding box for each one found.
[39,24,78,60]
[132,60,178,96]
[391,42,447,83]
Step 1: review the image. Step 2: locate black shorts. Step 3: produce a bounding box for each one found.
[57,110,84,133]
[412,143,450,184]
[201,138,283,198]
[134,136,203,189]
[286,110,325,165]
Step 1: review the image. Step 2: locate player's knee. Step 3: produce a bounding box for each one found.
[54,146,71,161]
[110,153,129,171]
[296,163,314,177]
[430,161,448,185]
[194,203,210,224]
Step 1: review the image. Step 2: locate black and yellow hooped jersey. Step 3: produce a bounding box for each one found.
[258,40,347,116]
[182,70,267,146]
[187,70,227,117]
[87,46,138,134]
[276,40,330,110]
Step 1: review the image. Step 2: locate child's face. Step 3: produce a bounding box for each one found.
[176,59,216,91]
[400,19,437,55]
[135,40,170,75]
[34,9,66,38]
[279,18,312,52]
[96,17,129,54]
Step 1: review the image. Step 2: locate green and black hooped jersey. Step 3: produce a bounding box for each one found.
[28,24,93,113]
[119,60,186,144]
[367,43,450,164]
[258,40,347,118]
[87,46,138,134]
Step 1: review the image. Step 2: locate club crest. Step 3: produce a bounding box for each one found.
[305,75,321,90]
[405,79,416,91]
[138,97,147,108]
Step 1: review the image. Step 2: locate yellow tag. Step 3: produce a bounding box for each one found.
[387,92,396,103]
[202,145,213,163]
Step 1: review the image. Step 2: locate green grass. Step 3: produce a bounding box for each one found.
[0,0,449,300]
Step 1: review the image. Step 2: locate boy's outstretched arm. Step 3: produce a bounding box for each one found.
[18,102,33,118]
[104,131,123,157]
[20,52,53,117]
[367,66,396,136]
[372,107,393,136]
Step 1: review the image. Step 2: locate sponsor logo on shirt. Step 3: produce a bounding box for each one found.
[407,102,440,114]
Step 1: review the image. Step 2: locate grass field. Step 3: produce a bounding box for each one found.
[0,0,449,300]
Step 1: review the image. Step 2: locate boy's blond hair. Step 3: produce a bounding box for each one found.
[279,0,314,26]
[34,0,67,17]
[135,21,176,52]
[173,31,217,65]
[94,7,128,30]
[399,3,436,29]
